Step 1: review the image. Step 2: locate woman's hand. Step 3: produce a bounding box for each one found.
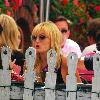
[9,59,16,69]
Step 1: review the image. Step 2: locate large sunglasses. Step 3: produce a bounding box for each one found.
[60,29,68,33]
[31,34,47,41]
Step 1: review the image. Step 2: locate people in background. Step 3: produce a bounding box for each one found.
[78,18,100,84]
[31,21,81,84]
[17,5,33,32]
[17,26,24,52]
[16,17,32,54]
[0,14,24,75]
[84,18,100,70]
[82,18,100,56]
[53,16,82,58]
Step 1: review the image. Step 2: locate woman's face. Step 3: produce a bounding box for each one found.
[16,31,22,48]
[31,33,50,53]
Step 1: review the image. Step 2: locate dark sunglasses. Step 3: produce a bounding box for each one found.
[60,29,68,33]
[31,34,47,41]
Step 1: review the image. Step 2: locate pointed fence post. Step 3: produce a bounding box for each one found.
[66,52,78,100]
[23,47,36,100]
[92,53,100,100]
[45,49,57,100]
[0,46,11,100]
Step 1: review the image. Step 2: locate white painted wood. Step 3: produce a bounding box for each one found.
[92,53,100,100]
[35,90,44,100]
[47,49,57,73]
[10,85,24,99]
[23,47,36,100]
[0,46,11,100]
[45,49,57,100]
[9,84,92,100]
[66,52,78,100]
[56,90,66,100]
[1,47,100,100]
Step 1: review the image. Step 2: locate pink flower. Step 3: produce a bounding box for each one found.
[79,18,84,24]
[89,3,94,7]
[95,6,100,11]
[12,0,22,11]
[5,0,10,7]
[73,0,80,6]
[34,4,38,12]
[63,0,68,5]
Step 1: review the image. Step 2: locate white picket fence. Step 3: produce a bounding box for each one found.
[0,46,100,100]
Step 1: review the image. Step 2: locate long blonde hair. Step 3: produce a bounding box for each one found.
[0,14,20,51]
[32,21,62,69]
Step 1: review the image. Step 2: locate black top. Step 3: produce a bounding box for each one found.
[41,59,64,84]
[11,50,25,74]
[56,65,64,84]
[0,50,25,75]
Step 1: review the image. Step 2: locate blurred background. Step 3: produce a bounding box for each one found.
[0,0,100,51]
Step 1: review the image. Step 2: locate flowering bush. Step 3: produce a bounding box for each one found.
[48,0,100,49]
[34,0,100,49]
[0,0,100,49]
[0,0,22,16]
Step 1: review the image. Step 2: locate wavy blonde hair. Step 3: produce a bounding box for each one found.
[32,21,62,69]
[0,14,20,51]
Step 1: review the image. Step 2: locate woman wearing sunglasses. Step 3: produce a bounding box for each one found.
[31,21,81,83]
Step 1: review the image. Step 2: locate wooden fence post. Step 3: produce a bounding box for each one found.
[23,47,36,100]
[45,49,57,100]
[1,47,100,100]
[92,53,100,100]
[66,52,78,100]
[0,46,11,100]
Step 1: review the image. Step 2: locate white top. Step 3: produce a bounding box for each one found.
[82,44,96,56]
[61,39,82,58]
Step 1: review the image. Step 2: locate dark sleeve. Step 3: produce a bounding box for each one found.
[84,56,93,71]
[11,51,25,74]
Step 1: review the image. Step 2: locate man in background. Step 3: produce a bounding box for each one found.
[54,16,82,58]
[82,18,100,56]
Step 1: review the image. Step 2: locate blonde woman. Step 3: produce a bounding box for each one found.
[0,14,24,75]
[31,21,81,83]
